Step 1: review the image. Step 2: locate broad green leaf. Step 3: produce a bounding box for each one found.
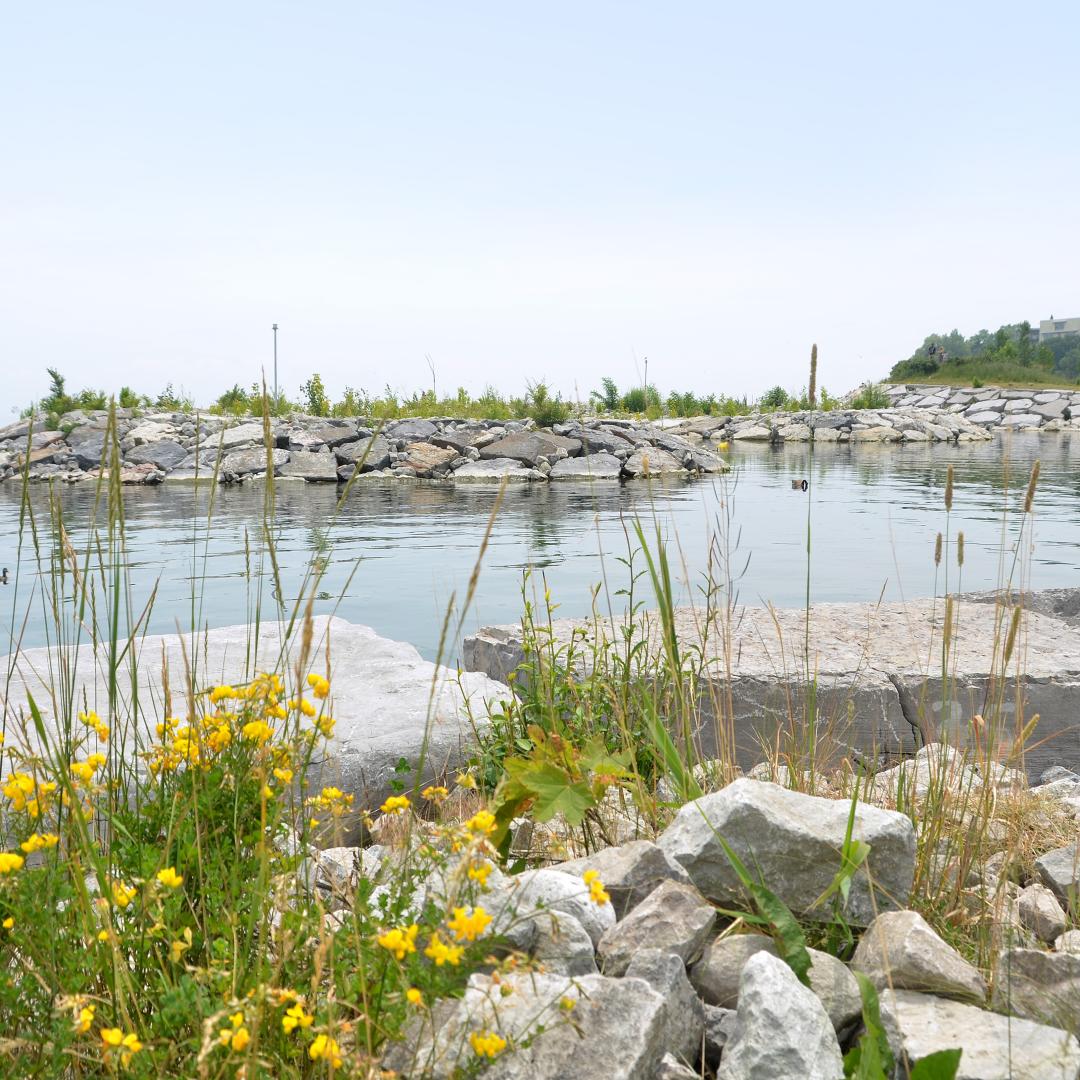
[843,972,895,1080]
[519,763,595,825]
[910,1049,962,1080]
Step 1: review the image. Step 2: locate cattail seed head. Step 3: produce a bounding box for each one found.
[944,464,953,512]
[957,531,964,567]
[934,532,942,566]
[1003,605,1022,668]
[1024,460,1040,513]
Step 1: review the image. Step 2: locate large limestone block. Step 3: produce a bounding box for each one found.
[478,431,581,465]
[0,616,508,842]
[880,989,1080,1079]
[383,970,672,1079]
[657,779,915,926]
[717,951,844,1080]
[851,909,986,1001]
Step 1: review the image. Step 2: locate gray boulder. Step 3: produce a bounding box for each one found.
[385,418,437,443]
[220,447,289,477]
[217,422,266,448]
[851,909,986,1002]
[553,839,692,918]
[548,452,622,480]
[625,948,704,1068]
[383,970,672,1079]
[1037,845,1080,911]
[452,458,545,482]
[597,879,716,976]
[478,431,582,466]
[489,867,616,948]
[528,910,597,976]
[279,451,339,482]
[691,933,861,1034]
[623,446,686,477]
[1019,883,1068,944]
[69,430,108,469]
[880,989,1080,1079]
[655,1054,698,1080]
[717,951,844,1080]
[992,948,1080,1033]
[335,434,391,471]
[0,616,508,841]
[125,439,188,471]
[657,779,915,926]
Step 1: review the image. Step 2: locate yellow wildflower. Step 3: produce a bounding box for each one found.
[469,1030,507,1058]
[209,685,235,703]
[406,987,424,1006]
[241,720,274,743]
[273,766,294,784]
[0,853,25,874]
[156,867,183,889]
[282,1002,314,1034]
[170,928,192,962]
[2,917,13,930]
[309,1033,342,1067]
[559,995,576,1011]
[467,861,493,886]
[455,771,478,790]
[111,881,137,908]
[315,714,335,737]
[20,832,59,853]
[97,929,110,942]
[379,794,411,816]
[447,905,491,943]
[466,809,497,837]
[424,932,463,967]
[583,869,610,906]
[76,1004,95,1033]
[307,673,330,699]
[376,924,419,961]
[421,785,449,801]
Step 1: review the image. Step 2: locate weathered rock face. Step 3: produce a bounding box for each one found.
[690,934,861,1034]
[487,867,616,948]
[887,383,1080,432]
[597,879,716,976]
[451,457,545,482]
[548,452,622,480]
[880,989,1080,1079]
[851,909,987,1001]
[625,948,705,1068]
[124,439,188,470]
[335,434,390,471]
[1036,845,1080,911]
[278,450,339,481]
[623,446,686,477]
[383,970,674,1079]
[220,447,289,477]
[553,840,692,918]
[716,951,845,1080]
[1019,883,1068,943]
[398,442,457,478]
[993,948,1080,1033]
[657,779,915,926]
[478,431,582,466]
[0,616,509,842]
[465,590,1080,781]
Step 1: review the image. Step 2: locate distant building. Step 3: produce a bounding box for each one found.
[1040,316,1080,340]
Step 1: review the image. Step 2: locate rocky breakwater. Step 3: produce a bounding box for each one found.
[885,384,1080,432]
[346,770,1080,1076]
[465,587,1080,781]
[0,412,730,486]
[664,404,993,444]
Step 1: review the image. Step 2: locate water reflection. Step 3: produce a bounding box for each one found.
[1,433,1077,661]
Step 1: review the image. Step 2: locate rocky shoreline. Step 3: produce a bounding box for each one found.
[884,383,1080,430]
[0,395,1043,487]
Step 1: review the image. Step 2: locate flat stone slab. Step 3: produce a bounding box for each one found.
[465,590,1080,777]
[1,616,509,842]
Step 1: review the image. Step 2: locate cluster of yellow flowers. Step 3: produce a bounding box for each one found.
[3,771,56,818]
[78,709,110,741]
[218,1011,250,1053]
[100,1027,142,1068]
[584,869,610,906]
[469,1030,507,1058]
[307,785,355,822]
[379,794,411,815]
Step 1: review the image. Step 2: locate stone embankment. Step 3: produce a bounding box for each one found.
[465,588,1080,782]
[0,413,730,486]
[885,383,1080,431]
[0,391,1048,486]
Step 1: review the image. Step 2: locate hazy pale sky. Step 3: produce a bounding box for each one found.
[2,1,1078,414]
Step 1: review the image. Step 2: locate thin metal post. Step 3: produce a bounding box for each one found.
[272,324,279,408]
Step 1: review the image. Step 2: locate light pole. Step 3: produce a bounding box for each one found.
[272,324,279,409]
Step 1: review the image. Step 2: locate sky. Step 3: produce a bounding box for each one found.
[2,1,1078,415]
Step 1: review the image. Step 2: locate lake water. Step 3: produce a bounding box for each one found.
[1,433,1077,662]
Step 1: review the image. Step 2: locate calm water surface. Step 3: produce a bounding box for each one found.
[1,434,1077,661]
